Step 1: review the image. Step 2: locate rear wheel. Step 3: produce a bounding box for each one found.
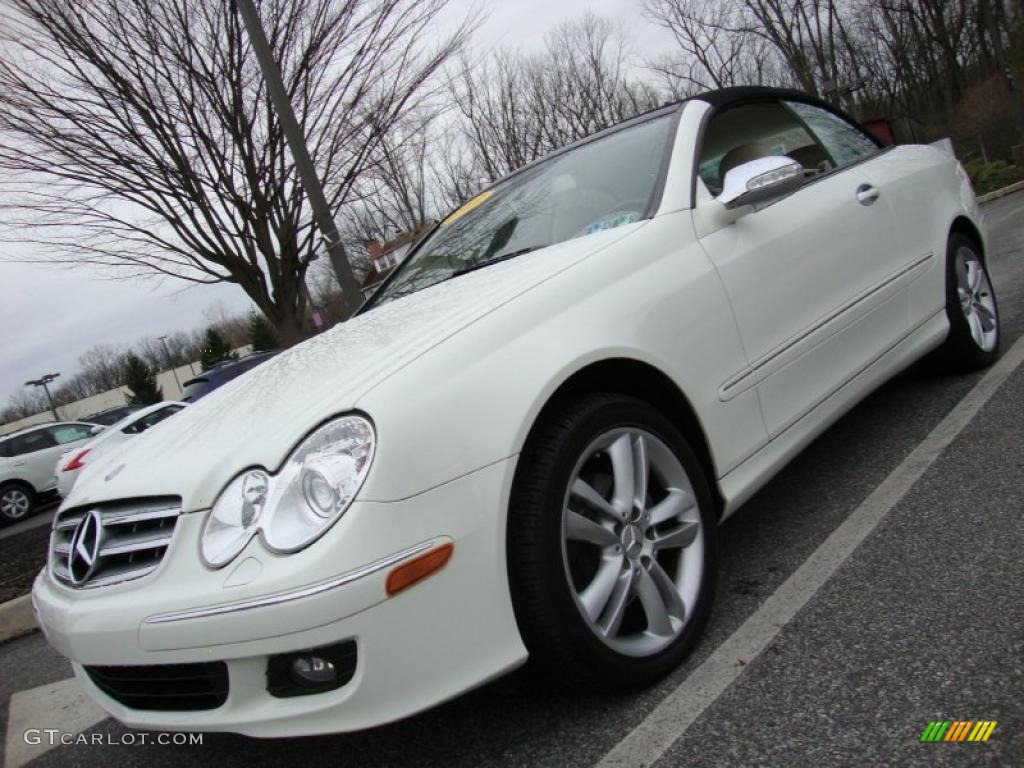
[934,234,1000,371]
[0,483,35,524]
[508,394,717,689]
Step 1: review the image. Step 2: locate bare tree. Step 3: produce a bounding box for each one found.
[450,14,661,184]
[643,0,785,96]
[338,110,440,253]
[0,0,474,344]
[0,389,49,425]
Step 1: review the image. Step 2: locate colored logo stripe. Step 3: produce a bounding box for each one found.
[920,720,997,742]
[969,721,997,742]
[921,721,950,742]
[945,721,972,741]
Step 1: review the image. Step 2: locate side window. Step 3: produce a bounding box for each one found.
[47,424,94,445]
[8,429,58,456]
[697,102,830,196]
[0,439,10,458]
[122,405,182,434]
[784,101,879,167]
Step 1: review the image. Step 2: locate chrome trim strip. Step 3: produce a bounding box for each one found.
[718,306,947,481]
[144,537,450,625]
[720,252,933,400]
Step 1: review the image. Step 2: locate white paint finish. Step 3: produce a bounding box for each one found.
[33,94,984,736]
[719,310,948,518]
[655,100,708,214]
[695,150,917,437]
[38,459,527,737]
[595,331,1024,768]
[63,226,646,514]
[4,677,108,768]
[55,401,187,497]
[35,457,522,663]
[359,211,761,497]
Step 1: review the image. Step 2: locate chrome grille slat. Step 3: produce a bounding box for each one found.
[100,531,174,556]
[50,497,181,589]
[103,507,179,526]
[87,564,159,588]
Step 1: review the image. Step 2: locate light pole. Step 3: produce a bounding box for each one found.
[234,0,362,320]
[158,335,183,394]
[25,373,60,421]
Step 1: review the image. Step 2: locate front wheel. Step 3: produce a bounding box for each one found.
[0,483,35,524]
[934,234,1000,371]
[508,394,717,689]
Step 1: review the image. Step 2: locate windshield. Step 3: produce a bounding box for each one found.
[372,112,676,305]
[180,379,210,402]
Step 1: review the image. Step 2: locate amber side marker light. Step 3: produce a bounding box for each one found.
[386,542,454,596]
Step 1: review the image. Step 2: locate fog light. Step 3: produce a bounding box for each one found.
[289,655,337,686]
[266,640,357,698]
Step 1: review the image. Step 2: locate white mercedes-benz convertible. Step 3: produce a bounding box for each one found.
[33,87,998,737]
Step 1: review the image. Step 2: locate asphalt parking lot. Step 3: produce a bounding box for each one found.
[2,193,1022,767]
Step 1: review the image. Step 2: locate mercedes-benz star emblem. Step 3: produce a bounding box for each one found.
[68,509,104,585]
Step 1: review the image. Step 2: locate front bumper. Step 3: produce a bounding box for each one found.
[32,457,527,737]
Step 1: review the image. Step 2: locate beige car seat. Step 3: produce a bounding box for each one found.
[719,142,773,181]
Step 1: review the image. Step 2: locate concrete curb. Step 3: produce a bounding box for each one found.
[977,179,1024,204]
[0,594,38,643]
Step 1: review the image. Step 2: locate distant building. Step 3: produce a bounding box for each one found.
[359,222,435,299]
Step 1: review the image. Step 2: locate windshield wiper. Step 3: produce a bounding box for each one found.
[450,245,547,278]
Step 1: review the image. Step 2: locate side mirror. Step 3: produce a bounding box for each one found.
[718,156,805,210]
[89,425,105,436]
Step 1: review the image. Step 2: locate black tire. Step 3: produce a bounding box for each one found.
[0,482,36,524]
[507,393,717,690]
[933,233,1000,371]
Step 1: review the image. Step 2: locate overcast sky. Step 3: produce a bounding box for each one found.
[0,0,675,405]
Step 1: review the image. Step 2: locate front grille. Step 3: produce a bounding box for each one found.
[50,497,180,588]
[84,662,228,711]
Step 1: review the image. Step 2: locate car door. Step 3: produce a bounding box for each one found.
[693,98,907,437]
[788,98,955,328]
[7,428,62,491]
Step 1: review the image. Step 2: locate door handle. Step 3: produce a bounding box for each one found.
[13,461,26,467]
[856,184,880,206]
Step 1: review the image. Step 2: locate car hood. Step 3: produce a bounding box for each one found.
[68,224,645,512]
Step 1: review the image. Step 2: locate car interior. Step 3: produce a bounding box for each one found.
[698,102,835,196]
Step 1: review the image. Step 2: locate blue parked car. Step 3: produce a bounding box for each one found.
[179,351,280,402]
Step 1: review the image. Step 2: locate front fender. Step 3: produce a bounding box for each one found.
[355,213,762,503]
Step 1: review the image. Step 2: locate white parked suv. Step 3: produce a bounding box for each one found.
[34,87,997,737]
[0,422,97,523]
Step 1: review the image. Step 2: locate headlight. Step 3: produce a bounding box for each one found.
[201,414,375,567]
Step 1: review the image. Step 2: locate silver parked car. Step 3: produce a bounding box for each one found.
[0,422,98,523]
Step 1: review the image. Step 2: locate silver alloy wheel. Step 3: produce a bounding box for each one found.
[560,428,704,657]
[1,488,31,520]
[955,246,997,352]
